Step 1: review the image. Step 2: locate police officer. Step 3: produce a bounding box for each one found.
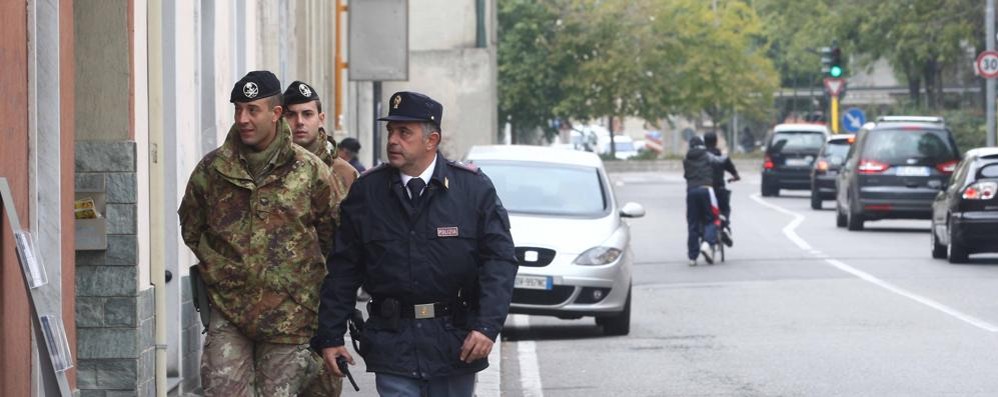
[337,137,366,173]
[311,91,518,396]
[283,80,359,191]
[178,71,343,396]
[683,135,727,266]
[703,132,740,246]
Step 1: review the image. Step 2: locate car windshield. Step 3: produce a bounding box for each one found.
[863,128,957,165]
[822,141,851,165]
[472,161,607,216]
[770,132,825,153]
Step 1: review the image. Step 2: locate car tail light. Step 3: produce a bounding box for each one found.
[864,204,893,211]
[816,160,829,172]
[962,181,997,200]
[763,155,774,170]
[935,160,958,174]
[857,159,889,174]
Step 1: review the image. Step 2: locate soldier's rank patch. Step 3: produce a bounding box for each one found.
[437,227,459,237]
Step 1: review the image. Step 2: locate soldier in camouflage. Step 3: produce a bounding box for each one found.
[178,71,344,396]
[283,80,359,193]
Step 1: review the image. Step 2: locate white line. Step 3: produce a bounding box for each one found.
[749,194,812,250]
[751,194,998,333]
[823,258,998,332]
[511,315,544,397]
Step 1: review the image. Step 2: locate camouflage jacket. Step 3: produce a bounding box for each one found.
[179,119,342,344]
[307,128,358,192]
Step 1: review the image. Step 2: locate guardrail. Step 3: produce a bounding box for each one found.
[603,159,761,173]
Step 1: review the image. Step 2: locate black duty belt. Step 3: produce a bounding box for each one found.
[370,299,456,320]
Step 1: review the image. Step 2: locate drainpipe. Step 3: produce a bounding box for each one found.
[147,0,168,395]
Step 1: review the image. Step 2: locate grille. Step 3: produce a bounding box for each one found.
[512,286,575,305]
[515,247,556,267]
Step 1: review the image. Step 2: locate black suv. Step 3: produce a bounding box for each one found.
[835,117,959,230]
[810,134,854,210]
[761,124,830,197]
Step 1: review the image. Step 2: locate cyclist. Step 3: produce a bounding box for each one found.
[683,135,727,266]
[703,132,740,247]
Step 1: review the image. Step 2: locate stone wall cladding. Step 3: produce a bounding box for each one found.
[180,275,203,394]
[75,141,155,396]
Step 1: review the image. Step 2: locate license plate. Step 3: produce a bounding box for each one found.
[896,166,930,177]
[785,158,811,167]
[514,275,552,290]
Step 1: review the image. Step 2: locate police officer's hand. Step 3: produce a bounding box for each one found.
[321,346,353,377]
[459,330,493,363]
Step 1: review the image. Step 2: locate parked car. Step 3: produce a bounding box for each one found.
[465,145,645,335]
[835,117,959,230]
[930,147,998,263]
[810,134,854,209]
[611,135,639,160]
[761,123,830,196]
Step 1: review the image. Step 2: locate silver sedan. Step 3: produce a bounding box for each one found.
[465,145,645,335]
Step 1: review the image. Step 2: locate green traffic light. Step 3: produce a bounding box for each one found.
[829,66,843,78]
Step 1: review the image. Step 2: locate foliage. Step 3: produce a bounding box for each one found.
[497,0,779,142]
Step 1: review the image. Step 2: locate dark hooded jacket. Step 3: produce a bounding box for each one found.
[684,138,727,188]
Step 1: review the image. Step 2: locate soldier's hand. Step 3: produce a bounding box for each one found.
[459,330,493,363]
[321,346,353,377]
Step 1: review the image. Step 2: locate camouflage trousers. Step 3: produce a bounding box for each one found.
[201,308,342,397]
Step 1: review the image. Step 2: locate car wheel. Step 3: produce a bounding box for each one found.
[947,220,969,263]
[760,184,772,197]
[597,287,631,336]
[835,203,847,228]
[810,187,822,210]
[930,221,947,259]
[846,202,864,231]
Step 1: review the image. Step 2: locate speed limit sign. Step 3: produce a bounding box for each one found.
[976,50,998,79]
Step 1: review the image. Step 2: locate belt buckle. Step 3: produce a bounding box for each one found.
[414,303,435,319]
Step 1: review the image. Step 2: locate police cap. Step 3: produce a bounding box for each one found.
[230,70,281,103]
[283,81,320,107]
[377,91,443,129]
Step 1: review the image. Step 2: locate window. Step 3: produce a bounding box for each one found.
[474,161,607,217]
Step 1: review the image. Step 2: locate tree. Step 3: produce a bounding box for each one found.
[497,1,567,143]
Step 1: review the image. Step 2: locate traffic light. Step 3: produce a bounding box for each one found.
[820,47,832,75]
[829,46,843,78]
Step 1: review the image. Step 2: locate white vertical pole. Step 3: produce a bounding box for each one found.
[987,0,995,147]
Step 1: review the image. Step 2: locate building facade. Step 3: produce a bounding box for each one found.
[0,1,498,395]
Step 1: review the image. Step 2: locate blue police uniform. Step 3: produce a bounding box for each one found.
[311,91,518,385]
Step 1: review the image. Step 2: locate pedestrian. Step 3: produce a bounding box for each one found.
[703,132,740,246]
[283,80,359,191]
[178,70,344,396]
[311,91,518,397]
[337,137,366,173]
[683,135,727,266]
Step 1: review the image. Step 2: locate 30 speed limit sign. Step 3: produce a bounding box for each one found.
[976,50,998,79]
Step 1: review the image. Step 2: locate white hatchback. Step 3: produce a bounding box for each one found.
[465,145,645,335]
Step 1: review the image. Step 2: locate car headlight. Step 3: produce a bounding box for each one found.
[573,247,622,266]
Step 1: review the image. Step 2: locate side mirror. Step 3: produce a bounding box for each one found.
[619,202,645,218]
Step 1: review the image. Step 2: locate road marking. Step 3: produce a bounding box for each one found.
[749,194,812,250]
[751,194,998,333]
[511,315,545,397]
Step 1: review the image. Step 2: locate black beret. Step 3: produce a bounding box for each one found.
[377,91,443,129]
[283,81,320,107]
[230,70,281,103]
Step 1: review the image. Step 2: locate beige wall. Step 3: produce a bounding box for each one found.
[384,48,497,159]
[410,0,477,51]
[75,1,131,140]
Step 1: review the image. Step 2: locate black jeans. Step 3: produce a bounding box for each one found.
[686,186,717,260]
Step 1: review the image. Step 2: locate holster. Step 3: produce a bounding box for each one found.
[347,308,366,358]
[189,265,211,334]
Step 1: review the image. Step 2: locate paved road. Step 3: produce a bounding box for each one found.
[500,171,998,396]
